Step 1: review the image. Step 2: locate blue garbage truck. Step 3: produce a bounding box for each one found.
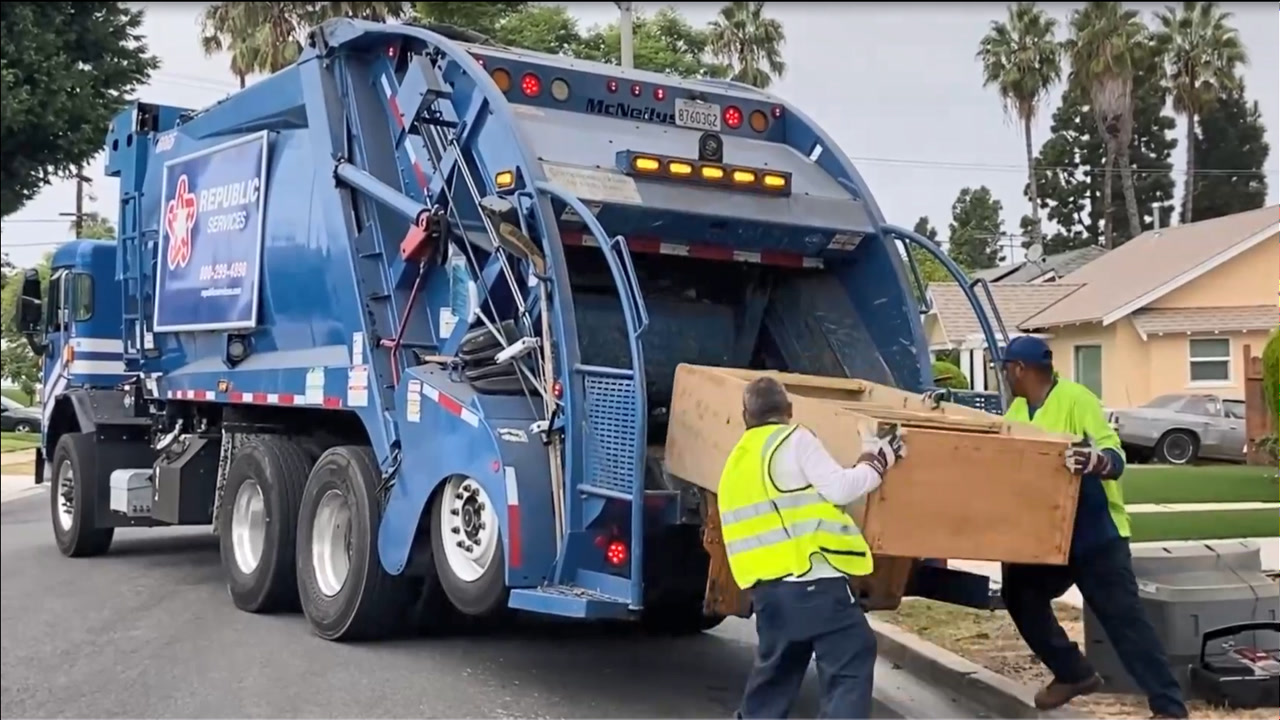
[11,19,1011,641]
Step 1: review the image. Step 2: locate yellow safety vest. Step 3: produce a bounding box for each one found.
[717,423,874,589]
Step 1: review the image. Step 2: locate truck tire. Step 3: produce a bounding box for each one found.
[296,445,413,641]
[217,437,313,614]
[50,432,114,558]
[1155,430,1199,465]
[431,474,509,617]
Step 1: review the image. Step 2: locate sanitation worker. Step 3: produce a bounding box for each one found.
[720,376,907,719]
[929,336,1188,719]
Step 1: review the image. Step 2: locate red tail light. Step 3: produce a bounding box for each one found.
[723,105,743,129]
[605,540,629,567]
[521,73,542,97]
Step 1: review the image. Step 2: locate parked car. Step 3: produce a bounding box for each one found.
[1107,393,1246,465]
[0,395,41,434]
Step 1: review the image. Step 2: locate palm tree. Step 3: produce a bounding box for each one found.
[1065,1,1149,249]
[199,4,260,88]
[1152,1,1247,223]
[707,2,786,90]
[976,2,1062,244]
[200,2,408,82]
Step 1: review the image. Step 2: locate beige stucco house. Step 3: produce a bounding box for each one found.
[1018,205,1278,409]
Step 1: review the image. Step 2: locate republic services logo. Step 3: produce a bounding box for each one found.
[165,174,198,271]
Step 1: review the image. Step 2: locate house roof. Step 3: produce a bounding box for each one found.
[928,282,1081,348]
[1129,305,1277,339]
[970,245,1109,284]
[1020,205,1280,330]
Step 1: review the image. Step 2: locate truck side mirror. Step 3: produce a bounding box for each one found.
[14,268,46,355]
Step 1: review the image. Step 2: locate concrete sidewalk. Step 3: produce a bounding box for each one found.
[0,448,36,466]
[1,473,43,504]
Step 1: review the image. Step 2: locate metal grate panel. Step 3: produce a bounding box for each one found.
[582,374,643,496]
[946,390,1004,415]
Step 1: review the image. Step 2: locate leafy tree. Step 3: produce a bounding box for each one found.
[908,216,951,286]
[1065,1,1150,248]
[1152,1,1247,223]
[411,1,528,37]
[948,187,1005,271]
[1026,45,1175,252]
[574,8,728,79]
[0,253,52,398]
[1190,80,1270,221]
[707,1,786,89]
[71,212,117,241]
[0,3,158,217]
[199,2,408,80]
[976,2,1062,244]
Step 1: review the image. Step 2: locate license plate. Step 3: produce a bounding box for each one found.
[674,98,722,132]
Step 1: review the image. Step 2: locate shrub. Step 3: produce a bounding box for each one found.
[931,360,971,390]
[1263,329,1279,427]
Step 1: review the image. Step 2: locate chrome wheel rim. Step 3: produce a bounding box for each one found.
[311,489,353,597]
[231,479,267,574]
[439,476,498,583]
[55,460,74,532]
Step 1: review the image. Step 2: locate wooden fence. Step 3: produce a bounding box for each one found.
[1242,343,1276,466]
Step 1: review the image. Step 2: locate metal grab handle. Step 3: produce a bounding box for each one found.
[969,276,1010,345]
[606,234,649,335]
[884,223,1009,407]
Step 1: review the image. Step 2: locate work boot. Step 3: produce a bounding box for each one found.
[1033,674,1103,710]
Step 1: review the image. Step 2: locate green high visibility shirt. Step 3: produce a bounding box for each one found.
[1005,378,1130,555]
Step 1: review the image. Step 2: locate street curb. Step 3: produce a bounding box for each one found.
[869,616,1083,719]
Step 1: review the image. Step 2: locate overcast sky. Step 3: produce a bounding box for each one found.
[2,2,1276,267]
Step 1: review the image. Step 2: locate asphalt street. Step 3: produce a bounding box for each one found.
[1,485,980,719]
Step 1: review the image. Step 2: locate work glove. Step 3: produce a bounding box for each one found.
[1064,440,1111,476]
[858,425,907,477]
[922,388,952,410]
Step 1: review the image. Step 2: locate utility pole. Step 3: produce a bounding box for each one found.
[615,1,634,69]
[74,164,85,237]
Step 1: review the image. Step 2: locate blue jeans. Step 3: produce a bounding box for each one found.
[1002,539,1188,718]
[738,577,876,719]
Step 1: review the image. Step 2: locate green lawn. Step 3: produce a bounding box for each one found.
[1122,464,1279,505]
[1130,507,1278,543]
[0,388,34,406]
[0,432,40,453]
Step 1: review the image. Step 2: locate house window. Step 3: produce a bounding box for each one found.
[1073,344,1103,398]
[1188,337,1231,383]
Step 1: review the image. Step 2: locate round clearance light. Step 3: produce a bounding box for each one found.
[606,78,619,94]
[521,72,542,97]
[749,109,769,133]
[491,68,512,93]
[550,77,571,102]
[630,83,642,97]
[723,105,743,130]
[653,86,667,101]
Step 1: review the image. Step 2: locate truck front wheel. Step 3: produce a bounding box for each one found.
[296,446,412,641]
[431,474,509,618]
[217,437,312,613]
[50,432,114,558]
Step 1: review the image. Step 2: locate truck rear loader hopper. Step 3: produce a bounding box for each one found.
[16,18,1044,642]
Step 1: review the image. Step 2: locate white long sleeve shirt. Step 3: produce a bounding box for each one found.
[766,427,883,581]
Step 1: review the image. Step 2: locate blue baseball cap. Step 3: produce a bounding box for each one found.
[1001,335,1053,367]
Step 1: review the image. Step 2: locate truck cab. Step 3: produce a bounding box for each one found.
[13,240,129,476]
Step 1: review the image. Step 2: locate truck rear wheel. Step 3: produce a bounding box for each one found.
[296,445,412,641]
[431,474,509,618]
[50,432,114,558]
[217,437,312,614]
